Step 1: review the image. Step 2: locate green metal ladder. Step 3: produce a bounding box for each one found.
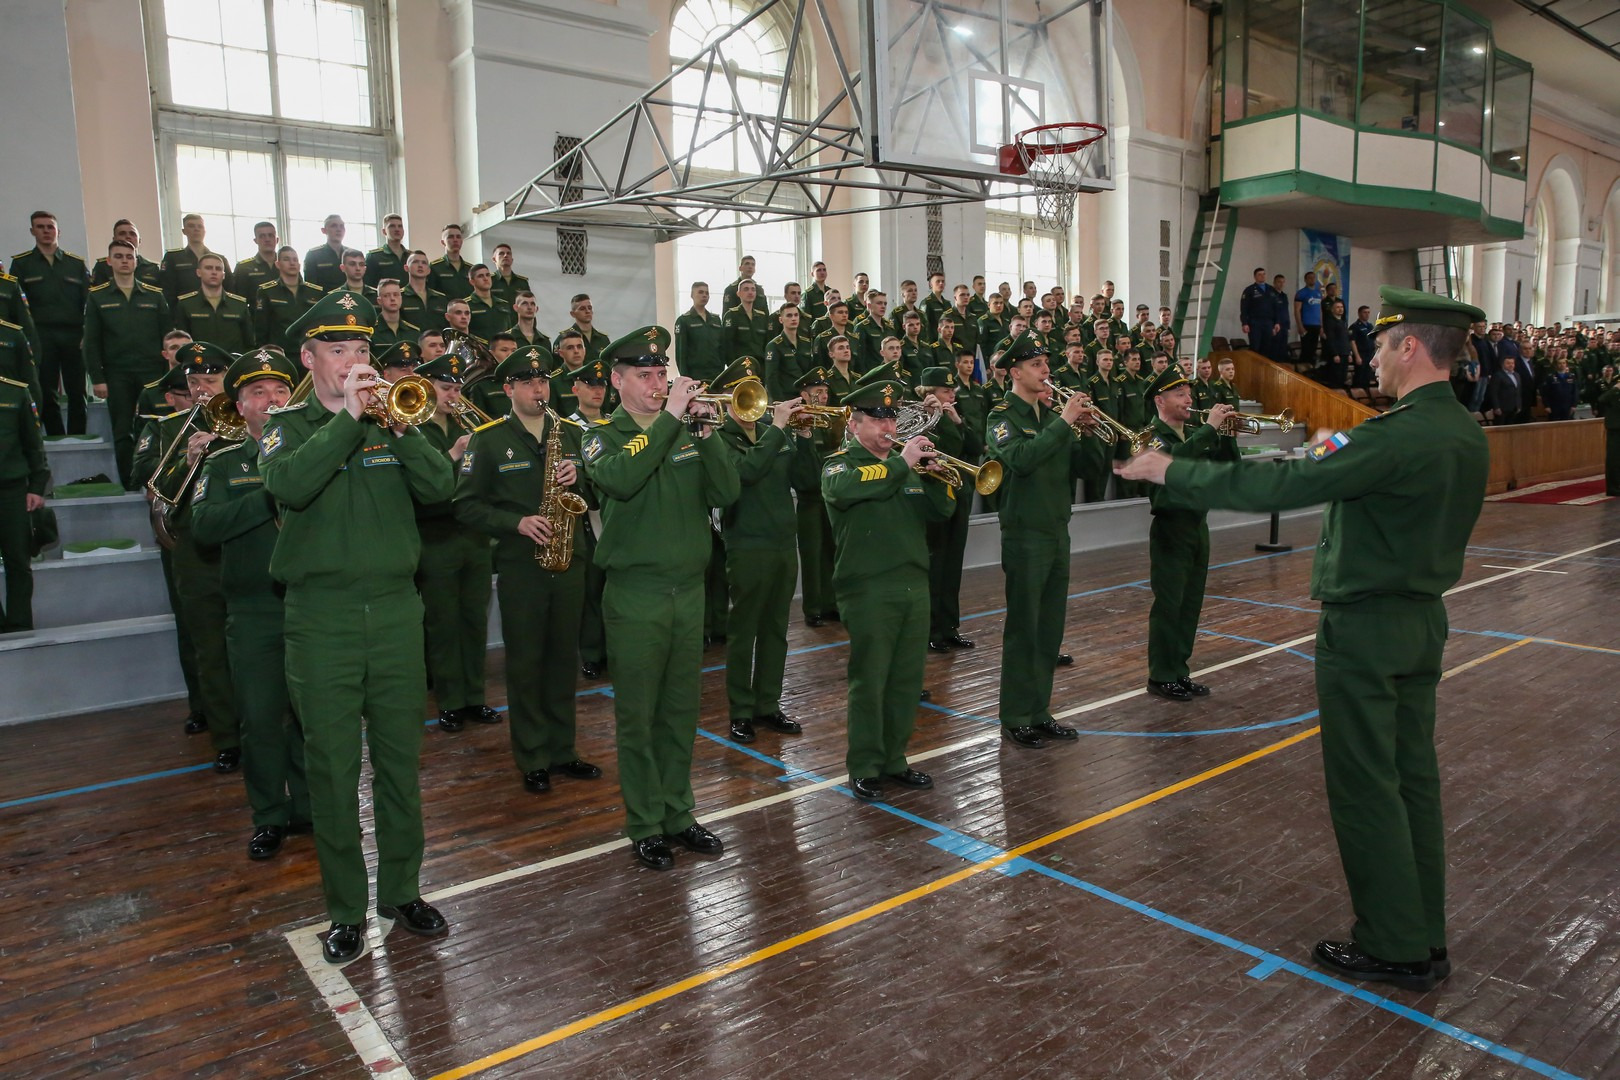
[1415,247,1458,298]
[1173,193,1239,357]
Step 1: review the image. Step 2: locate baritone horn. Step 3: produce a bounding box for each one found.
[653,375,768,424]
[785,402,851,431]
[1043,379,1155,454]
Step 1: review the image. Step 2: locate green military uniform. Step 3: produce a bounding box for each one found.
[822,379,954,782]
[888,302,923,339]
[302,244,348,292]
[0,377,48,631]
[937,310,979,361]
[159,246,219,309]
[92,252,161,289]
[803,281,829,321]
[674,306,725,386]
[230,254,279,298]
[364,245,410,288]
[134,373,178,419]
[714,359,819,732]
[258,290,455,935]
[791,366,840,624]
[823,359,860,406]
[1209,373,1243,462]
[83,279,171,487]
[920,368,980,646]
[1081,368,1120,501]
[428,256,472,299]
[976,311,1010,357]
[849,313,889,373]
[547,359,594,419]
[721,303,771,366]
[413,350,493,725]
[508,323,551,352]
[1600,377,1620,495]
[763,328,815,402]
[369,316,420,352]
[0,320,40,410]
[175,290,255,352]
[10,245,89,435]
[813,321,852,367]
[986,333,1086,744]
[454,349,594,780]
[255,278,325,351]
[557,323,612,366]
[465,294,514,342]
[1153,287,1489,977]
[1114,367,1150,498]
[898,334,930,378]
[490,270,529,307]
[919,291,951,338]
[579,327,740,845]
[400,284,450,329]
[190,348,311,839]
[565,359,612,673]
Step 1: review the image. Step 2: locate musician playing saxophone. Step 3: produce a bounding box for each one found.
[453,346,603,795]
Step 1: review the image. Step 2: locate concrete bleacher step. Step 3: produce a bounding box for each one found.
[84,399,113,441]
[0,616,188,723]
[31,550,171,629]
[46,491,150,547]
[44,435,119,486]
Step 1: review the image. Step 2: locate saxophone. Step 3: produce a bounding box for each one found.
[535,408,589,572]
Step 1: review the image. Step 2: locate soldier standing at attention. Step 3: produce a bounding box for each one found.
[230,222,281,298]
[764,301,814,401]
[401,250,450,330]
[489,243,529,307]
[176,254,256,353]
[851,291,890,373]
[190,347,312,860]
[1239,268,1278,363]
[428,224,472,298]
[364,215,410,288]
[722,255,757,314]
[369,280,419,351]
[847,272,871,322]
[1118,287,1490,992]
[159,213,217,310]
[0,373,47,632]
[821,378,954,801]
[91,220,162,288]
[1080,350,1120,502]
[722,278,770,366]
[303,215,349,293]
[813,300,852,367]
[976,292,1009,359]
[559,294,612,364]
[985,332,1089,750]
[464,264,514,342]
[259,290,455,964]
[455,346,603,791]
[507,291,550,352]
[83,239,171,489]
[803,261,830,322]
[919,366,977,652]
[920,272,951,336]
[565,359,611,680]
[255,246,325,350]
[580,328,740,872]
[11,211,90,435]
[674,282,725,387]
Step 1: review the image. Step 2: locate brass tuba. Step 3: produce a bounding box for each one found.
[535,408,588,572]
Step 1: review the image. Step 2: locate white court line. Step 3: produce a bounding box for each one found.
[289,534,1620,1079]
[1483,474,1602,501]
[1480,565,1567,574]
[1564,493,1614,506]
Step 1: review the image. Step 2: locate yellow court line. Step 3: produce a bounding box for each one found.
[1443,637,1533,679]
[426,726,1323,1080]
[1528,637,1620,658]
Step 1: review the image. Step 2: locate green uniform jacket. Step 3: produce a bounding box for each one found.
[976,313,1010,354]
[135,382,175,419]
[132,410,187,489]
[415,418,468,533]
[580,410,739,577]
[91,253,162,289]
[302,244,348,292]
[721,304,771,366]
[428,257,472,299]
[1146,417,1221,517]
[821,441,954,586]
[717,418,819,548]
[454,412,589,564]
[255,279,325,351]
[1085,372,1120,418]
[824,363,859,406]
[491,271,530,307]
[888,303,924,339]
[0,321,38,389]
[465,294,514,342]
[83,281,171,380]
[803,282,828,321]
[548,363,619,418]
[763,332,816,401]
[507,323,551,352]
[899,337,929,378]
[1163,382,1488,602]
[938,309,979,358]
[557,324,612,365]
[1115,372,1149,428]
[0,275,44,363]
[158,247,219,309]
[951,385,988,463]
[400,285,450,329]
[257,397,456,588]
[190,438,282,601]
[9,247,89,329]
[230,255,280,299]
[0,378,48,493]
[175,291,255,352]
[365,245,410,288]
[369,317,421,352]
[849,315,889,373]
[986,392,1084,532]
[920,293,951,338]
[814,325,853,367]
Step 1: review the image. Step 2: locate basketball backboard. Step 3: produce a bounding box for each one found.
[864,0,1115,189]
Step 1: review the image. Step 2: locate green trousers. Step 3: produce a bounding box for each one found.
[796,494,836,620]
[704,531,729,637]
[495,554,584,772]
[1146,511,1210,683]
[1079,441,1112,503]
[0,484,32,632]
[226,599,310,828]
[838,572,928,778]
[724,546,796,719]
[172,528,237,750]
[159,544,203,713]
[579,527,606,666]
[604,573,704,840]
[926,485,972,640]
[1606,425,1619,495]
[418,528,492,712]
[285,585,427,925]
[105,368,156,490]
[1315,598,1449,962]
[997,531,1069,729]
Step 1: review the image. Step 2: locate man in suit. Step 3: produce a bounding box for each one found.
[1489,355,1524,424]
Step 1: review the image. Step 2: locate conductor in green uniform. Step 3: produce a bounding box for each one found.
[1118,287,1490,992]
[985,332,1090,749]
[259,290,455,964]
[0,375,48,632]
[1139,366,1236,702]
[190,347,312,860]
[454,347,603,793]
[580,327,740,872]
[822,378,954,800]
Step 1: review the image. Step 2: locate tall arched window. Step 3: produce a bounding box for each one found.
[670,0,811,310]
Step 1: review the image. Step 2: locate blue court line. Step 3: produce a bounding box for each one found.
[0,763,214,811]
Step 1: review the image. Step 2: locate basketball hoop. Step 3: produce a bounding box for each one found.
[999,122,1107,231]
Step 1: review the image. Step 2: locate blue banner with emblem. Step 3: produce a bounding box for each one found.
[1300,229,1350,305]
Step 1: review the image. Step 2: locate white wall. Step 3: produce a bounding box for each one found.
[2,3,88,256]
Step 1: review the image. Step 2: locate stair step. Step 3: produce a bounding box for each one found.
[31,550,172,628]
[45,492,152,547]
[0,615,188,724]
[43,437,120,486]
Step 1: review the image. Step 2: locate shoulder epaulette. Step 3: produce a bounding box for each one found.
[136,413,166,421]
[560,415,586,430]
[142,374,166,389]
[258,279,278,289]
[1369,402,1413,422]
[826,448,848,457]
[166,246,186,255]
[430,256,448,265]
[0,318,21,330]
[368,246,386,254]
[89,281,111,292]
[94,257,110,268]
[137,280,164,293]
[12,250,33,260]
[63,251,84,263]
[307,282,325,293]
[204,438,248,460]
[472,416,507,432]
[158,409,192,425]
[990,401,1009,412]
[0,375,28,389]
[177,291,198,301]
[267,401,308,414]
[225,291,246,302]
[592,417,612,426]
[0,270,14,282]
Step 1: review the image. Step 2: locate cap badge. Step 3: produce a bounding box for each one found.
[336,293,358,310]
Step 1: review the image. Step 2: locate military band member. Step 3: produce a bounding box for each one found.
[175,254,255,353]
[507,291,551,352]
[674,282,725,387]
[374,339,422,384]
[135,330,193,418]
[764,302,815,401]
[401,250,450,329]
[190,347,312,859]
[11,211,89,435]
[230,221,281,297]
[460,335,513,421]
[566,359,611,679]
[580,327,740,871]
[370,280,420,351]
[90,219,162,288]
[714,358,817,742]
[465,264,514,341]
[722,278,770,366]
[84,239,171,488]
[822,378,954,800]
[303,215,349,292]
[986,332,1089,749]
[559,294,612,364]
[0,374,47,632]
[428,224,471,297]
[259,290,454,964]
[793,366,839,627]
[364,214,410,288]
[256,246,325,350]
[1113,351,1150,498]
[159,213,218,310]
[919,367,977,652]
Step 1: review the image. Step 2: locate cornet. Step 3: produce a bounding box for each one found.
[1044,379,1155,454]
[885,435,1004,495]
[1192,407,1294,436]
[653,376,769,424]
[361,373,438,428]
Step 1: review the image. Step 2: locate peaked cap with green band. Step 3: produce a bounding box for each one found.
[414,349,467,383]
[993,329,1049,369]
[849,361,916,400]
[918,366,956,389]
[373,340,421,371]
[603,325,671,366]
[843,378,905,417]
[1144,364,1191,403]
[1373,286,1487,333]
[710,356,762,390]
[177,340,233,375]
[224,347,299,401]
[793,365,831,389]
[569,358,609,385]
[285,288,376,343]
[496,345,554,382]
[157,365,190,395]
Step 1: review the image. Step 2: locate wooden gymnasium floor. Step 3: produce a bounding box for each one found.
[2,502,1617,1080]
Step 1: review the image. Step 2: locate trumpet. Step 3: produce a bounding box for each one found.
[361,372,438,427]
[1043,379,1155,454]
[653,375,768,425]
[1192,407,1294,436]
[783,402,851,431]
[885,435,1004,495]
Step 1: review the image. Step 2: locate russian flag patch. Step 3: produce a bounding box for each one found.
[1308,431,1350,462]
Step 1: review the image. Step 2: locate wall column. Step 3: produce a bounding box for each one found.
[2,4,89,254]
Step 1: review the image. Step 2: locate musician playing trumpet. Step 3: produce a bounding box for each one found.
[454,346,603,795]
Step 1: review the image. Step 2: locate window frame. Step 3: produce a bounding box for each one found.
[983,208,1068,298]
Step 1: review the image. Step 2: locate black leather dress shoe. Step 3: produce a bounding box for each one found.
[1430,948,1451,978]
[669,823,724,855]
[1146,679,1192,702]
[1054,653,1073,666]
[1004,725,1047,749]
[1312,939,1438,991]
[248,825,285,860]
[946,633,975,649]
[632,835,674,871]
[581,661,606,679]
[461,705,502,725]
[523,769,551,793]
[1176,676,1211,697]
[322,923,364,964]
[756,712,802,734]
[436,709,464,732]
[850,776,883,800]
[1033,720,1079,741]
[804,615,824,628]
[184,712,209,735]
[379,899,449,936]
[729,718,756,743]
[555,759,602,780]
[928,639,952,652]
[214,748,241,773]
[885,768,933,788]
